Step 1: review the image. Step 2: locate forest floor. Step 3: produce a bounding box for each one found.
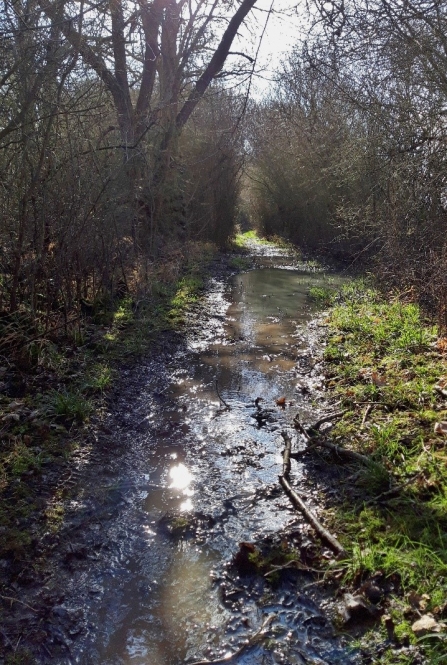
[0,233,446,664]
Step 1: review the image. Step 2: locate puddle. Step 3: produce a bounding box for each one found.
[59,252,356,664]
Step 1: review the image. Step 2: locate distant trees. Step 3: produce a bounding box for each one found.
[248,0,447,321]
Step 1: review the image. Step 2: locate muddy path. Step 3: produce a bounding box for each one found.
[3,244,359,664]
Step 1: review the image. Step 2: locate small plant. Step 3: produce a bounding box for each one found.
[43,389,92,422]
[308,286,335,306]
[83,363,113,393]
[113,297,134,325]
[5,440,43,476]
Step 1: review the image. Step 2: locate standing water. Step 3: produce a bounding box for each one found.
[63,247,355,664]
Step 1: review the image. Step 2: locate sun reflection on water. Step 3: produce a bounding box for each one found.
[169,463,193,490]
[169,463,194,512]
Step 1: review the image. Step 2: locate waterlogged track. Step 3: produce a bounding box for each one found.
[39,246,357,664]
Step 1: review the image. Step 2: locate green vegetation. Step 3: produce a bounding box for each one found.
[231,229,299,254]
[307,286,336,307]
[232,229,272,249]
[322,280,447,662]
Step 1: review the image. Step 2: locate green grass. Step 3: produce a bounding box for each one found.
[308,286,336,307]
[322,280,447,662]
[232,229,276,249]
[41,388,92,422]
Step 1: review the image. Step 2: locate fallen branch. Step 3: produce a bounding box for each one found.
[281,430,293,477]
[279,474,347,558]
[279,426,347,557]
[309,410,346,432]
[215,379,230,410]
[294,415,374,467]
[187,614,274,665]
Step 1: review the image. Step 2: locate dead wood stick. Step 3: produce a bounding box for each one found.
[187,615,274,665]
[215,379,230,410]
[361,404,374,429]
[294,416,374,467]
[279,474,347,558]
[0,594,38,613]
[264,560,322,577]
[311,438,376,467]
[309,410,346,432]
[281,430,292,478]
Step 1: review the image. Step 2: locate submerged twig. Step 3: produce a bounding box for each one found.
[215,379,230,410]
[187,614,274,665]
[0,594,38,613]
[281,430,293,477]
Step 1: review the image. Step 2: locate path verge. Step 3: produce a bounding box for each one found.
[311,280,447,663]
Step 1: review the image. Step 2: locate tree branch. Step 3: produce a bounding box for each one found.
[175,0,258,129]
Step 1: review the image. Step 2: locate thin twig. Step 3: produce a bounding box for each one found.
[363,472,423,507]
[361,404,374,429]
[294,414,376,467]
[0,594,39,613]
[264,560,322,577]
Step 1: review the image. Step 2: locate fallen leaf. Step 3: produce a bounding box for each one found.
[276,396,286,407]
[411,614,441,636]
[371,371,386,387]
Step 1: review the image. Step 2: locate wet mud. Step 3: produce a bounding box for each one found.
[2,245,360,664]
